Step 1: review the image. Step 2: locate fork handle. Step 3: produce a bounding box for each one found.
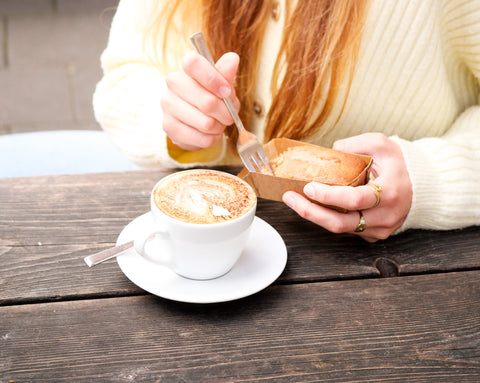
[189,32,246,133]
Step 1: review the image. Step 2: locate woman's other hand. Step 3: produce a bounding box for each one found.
[161,51,240,151]
[282,133,413,242]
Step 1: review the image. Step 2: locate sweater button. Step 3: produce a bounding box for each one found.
[271,1,281,21]
[253,100,264,117]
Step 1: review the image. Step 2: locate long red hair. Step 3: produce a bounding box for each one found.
[146,0,366,142]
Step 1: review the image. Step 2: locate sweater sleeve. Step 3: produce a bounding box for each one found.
[391,1,480,232]
[92,0,225,169]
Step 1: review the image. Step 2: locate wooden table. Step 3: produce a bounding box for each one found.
[1,167,479,382]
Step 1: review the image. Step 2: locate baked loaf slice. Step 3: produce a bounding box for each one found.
[271,145,366,185]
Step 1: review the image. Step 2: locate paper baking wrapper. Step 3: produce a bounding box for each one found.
[238,138,373,213]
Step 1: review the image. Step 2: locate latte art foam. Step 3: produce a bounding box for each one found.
[153,170,256,224]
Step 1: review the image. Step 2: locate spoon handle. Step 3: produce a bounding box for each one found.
[83,240,134,267]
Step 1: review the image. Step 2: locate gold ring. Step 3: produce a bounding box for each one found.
[366,183,382,208]
[354,211,366,232]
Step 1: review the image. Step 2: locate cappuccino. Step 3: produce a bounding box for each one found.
[153,170,257,224]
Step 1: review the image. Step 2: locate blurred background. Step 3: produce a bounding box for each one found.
[0,0,119,136]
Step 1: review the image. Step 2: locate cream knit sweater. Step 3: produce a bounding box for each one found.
[93,0,480,233]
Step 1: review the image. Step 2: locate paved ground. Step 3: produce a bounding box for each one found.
[0,0,119,136]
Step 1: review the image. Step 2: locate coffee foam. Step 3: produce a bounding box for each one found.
[154,170,256,224]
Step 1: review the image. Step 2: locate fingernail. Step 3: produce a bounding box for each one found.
[219,86,231,98]
[283,193,296,209]
[304,183,315,198]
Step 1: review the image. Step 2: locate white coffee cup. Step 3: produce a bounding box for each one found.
[134,169,257,280]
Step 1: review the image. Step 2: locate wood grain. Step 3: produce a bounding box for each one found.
[1,169,480,305]
[1,169,480,382]
[1,271,479,382]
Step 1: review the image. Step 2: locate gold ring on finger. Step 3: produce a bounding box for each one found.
[366,183,382,208]
[354,210,367,232]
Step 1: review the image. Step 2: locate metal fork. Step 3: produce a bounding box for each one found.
[189,32,273,174]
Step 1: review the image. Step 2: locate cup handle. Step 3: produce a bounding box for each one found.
[133,225,173,267]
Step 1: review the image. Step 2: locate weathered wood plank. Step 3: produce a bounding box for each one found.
[1,271,479,382]
[0,170,165,246]
[2,170,480,304]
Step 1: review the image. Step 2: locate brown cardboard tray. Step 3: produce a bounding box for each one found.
[238,138,372,212]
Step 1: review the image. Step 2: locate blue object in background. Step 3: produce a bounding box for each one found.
[0,130,141,178]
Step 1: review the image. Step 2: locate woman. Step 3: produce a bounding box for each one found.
[93,0,480,242]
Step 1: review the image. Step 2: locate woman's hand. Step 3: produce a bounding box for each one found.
[160,51,240,151]
[282,133,413,242]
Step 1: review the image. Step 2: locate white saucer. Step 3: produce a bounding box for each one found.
[116,213,287,304]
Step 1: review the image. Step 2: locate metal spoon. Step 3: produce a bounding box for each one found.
[83,240,133,267]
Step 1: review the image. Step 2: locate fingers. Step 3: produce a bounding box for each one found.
[161,83,225,150]
[333,132,389,156]
[162,75,233,129]
[181,51,239,99]
[215,52,240,85]
[161,71,233,128]
[161,51,240,150]
[303,182,381,211]
[283,191,396,242]
[283,191,371,234]
[302,181,403,231]
[282,134,412,242]
[162,113,223,151]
